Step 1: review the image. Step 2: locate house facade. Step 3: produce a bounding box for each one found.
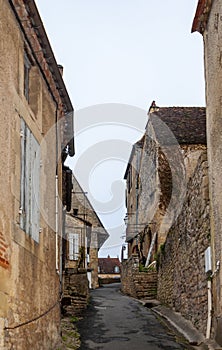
[98,256,121,284]
[62,176,109,315]
[0,1,74,349]
[124,105,206,267]
[122,104,209,333]
[192,0,222,344]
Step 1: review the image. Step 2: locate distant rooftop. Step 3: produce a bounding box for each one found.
[98,257,121,274]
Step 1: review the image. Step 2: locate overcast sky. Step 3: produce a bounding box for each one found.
[35,0,205,258]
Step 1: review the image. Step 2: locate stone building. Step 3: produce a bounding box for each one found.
[62,176,109,315]
[124,105,206,267]
[123,103,209,334]
[192,0,222,344]
[98,256,121,284]
[0,1,74,349]
[157,150,210,336]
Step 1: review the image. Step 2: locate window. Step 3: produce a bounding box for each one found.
[114,266,120,273]
[20,118,40,242]
[68,233,79,260]
[24,52,31,101]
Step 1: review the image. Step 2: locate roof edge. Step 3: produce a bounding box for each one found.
[191,0,213,34]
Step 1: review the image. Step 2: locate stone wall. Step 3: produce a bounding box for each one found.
[121,255,157,299]
[0,231,9,269]
[89,246,99,289]
[202,0,222,343]
[99,276,121,285]
[157,151,210,335]
[62,269,89,316]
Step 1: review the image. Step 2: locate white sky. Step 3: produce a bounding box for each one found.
[35,0,205,258]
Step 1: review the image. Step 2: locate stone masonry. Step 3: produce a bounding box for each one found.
[192,0,222,344]
[121,255,157,300]
[157,151,210,335]
[62,269,89,317]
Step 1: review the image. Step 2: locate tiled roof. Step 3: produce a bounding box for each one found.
[149,107,206,145]
[98,257,121,274]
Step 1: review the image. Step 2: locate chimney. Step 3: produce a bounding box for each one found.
[148,100,159,114]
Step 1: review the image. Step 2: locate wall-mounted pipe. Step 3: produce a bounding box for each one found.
[55,175,59,273]
[204,245,220,340]
[206,279,212,339]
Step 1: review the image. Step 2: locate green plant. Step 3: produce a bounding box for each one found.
[159,243,166,254]
[70,316,79,323]
[139,262,156,272]
[139,263,149,272]
[155,243,166,271]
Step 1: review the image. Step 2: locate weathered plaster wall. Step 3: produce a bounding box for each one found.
[203,0,222,342]
[0,1,64,348]
[157,151,210,335]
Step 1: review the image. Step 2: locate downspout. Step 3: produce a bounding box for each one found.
[55,174,59,274]
[55,108,59,275]
[206,279,212,339]
[135,145,139,249]
[206,260,220,339]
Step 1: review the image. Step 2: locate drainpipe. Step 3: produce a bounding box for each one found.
[206,260,220,339]
[55,174,59,274]
[206,279,212,339]
[205,245,220,339]
[135,145,139,249]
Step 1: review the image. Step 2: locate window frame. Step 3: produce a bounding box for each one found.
[68,233,79,261]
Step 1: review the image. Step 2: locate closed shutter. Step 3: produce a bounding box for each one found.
[20,118,40,242]
[30,134,40,242]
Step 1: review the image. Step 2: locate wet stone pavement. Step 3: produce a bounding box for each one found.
[77,283,195,350]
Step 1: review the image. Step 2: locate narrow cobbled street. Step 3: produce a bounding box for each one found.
[78,284,194,350]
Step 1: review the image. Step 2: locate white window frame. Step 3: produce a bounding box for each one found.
[114,266,120,273]
[20,118,40,242]
[68,233,79,261]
